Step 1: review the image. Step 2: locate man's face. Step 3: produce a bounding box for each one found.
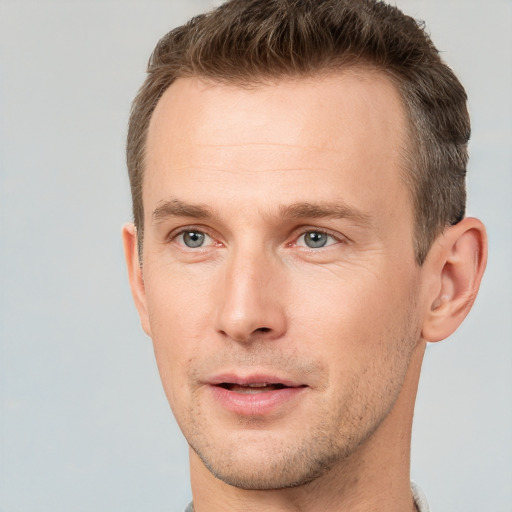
[135,72,428,489]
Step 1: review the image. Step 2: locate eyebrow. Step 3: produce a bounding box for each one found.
[152,198,372,226]
[152,199,215,223]
[279,202,372,226]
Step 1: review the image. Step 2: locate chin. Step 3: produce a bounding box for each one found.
[199,453,331,491]
[189,430,351,491]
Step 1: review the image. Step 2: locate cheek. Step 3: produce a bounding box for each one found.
[288,265,417,362]
[145,261,216,333]
[143,268,214,396]
[294,272,419,421]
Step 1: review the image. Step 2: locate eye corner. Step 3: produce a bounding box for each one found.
[294,229,343,250]
[167,227,217,250]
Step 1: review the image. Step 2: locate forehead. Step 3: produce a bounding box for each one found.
[148,70,407,155]
[144,71,411,227]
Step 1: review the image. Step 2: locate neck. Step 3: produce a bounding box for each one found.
[190,343,425,512]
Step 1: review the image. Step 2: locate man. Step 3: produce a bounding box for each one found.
[122,1,487,510]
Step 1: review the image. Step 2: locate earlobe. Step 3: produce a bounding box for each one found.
[421,217,487,343]
[122,223,152,337]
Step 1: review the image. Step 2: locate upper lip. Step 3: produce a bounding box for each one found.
[207,373,305,388]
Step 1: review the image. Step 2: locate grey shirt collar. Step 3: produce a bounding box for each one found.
[184,482,430,511]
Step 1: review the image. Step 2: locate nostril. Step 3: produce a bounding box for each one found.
[256,327,271,333]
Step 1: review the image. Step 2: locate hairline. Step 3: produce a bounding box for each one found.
[135,65,423,264]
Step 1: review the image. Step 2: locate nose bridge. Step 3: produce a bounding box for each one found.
[215,240,286,343]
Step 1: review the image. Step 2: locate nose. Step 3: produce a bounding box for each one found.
[214,246,287,344]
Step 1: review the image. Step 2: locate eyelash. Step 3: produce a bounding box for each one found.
[168,226,344,250]
[169,227,217,249]
[293,229,340,249]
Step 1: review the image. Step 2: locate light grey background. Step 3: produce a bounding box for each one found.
[0,1,510,511]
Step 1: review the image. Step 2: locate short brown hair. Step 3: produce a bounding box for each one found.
[127,0,469,264]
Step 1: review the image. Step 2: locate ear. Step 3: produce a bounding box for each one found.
[122,223,152,337]
[421,217,487,343]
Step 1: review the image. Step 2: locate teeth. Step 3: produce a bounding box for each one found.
[222,383,287,393]
[236,387,267,394]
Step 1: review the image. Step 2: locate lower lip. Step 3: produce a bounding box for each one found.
[208,385,306,416]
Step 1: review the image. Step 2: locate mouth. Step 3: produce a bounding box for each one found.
[207,375,307,416]
[216,382,294,394]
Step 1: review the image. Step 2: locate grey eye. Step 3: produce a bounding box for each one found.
[303,231,329,248]
[182,231,206,248]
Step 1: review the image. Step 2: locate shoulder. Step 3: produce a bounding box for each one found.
[411,482,431,512]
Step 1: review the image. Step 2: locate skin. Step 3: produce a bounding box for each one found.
[123,71,487,511]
